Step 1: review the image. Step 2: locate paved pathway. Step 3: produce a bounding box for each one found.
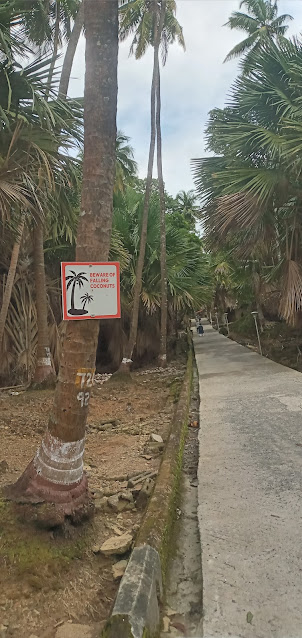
[194,322,302,638]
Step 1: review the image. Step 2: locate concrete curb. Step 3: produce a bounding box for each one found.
[101,348,193,638]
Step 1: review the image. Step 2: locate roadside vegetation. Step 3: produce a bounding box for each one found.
[193,0,302,369]
[0,2,211,389]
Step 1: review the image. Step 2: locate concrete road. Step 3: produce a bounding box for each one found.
[195,322,302,638]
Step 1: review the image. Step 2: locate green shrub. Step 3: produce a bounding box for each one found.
[230,314,255,337]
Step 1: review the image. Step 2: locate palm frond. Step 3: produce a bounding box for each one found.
[224,32,259,62]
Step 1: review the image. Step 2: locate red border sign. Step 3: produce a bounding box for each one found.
[61,262,121,321]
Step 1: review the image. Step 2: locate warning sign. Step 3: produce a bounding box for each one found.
[61,262,121,321]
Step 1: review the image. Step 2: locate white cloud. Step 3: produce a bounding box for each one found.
[68,0,302,196]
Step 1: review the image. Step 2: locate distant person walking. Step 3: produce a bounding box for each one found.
[197,323,204,336]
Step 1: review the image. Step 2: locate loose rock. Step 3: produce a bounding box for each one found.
[162,616,171,633]
[136,478,155,510]
[143,441,164,456]
[166,607,177,617]
[109,524,124,536]
[95,496,109,513]
[112,559,128,580]
[119,490,134,502]
[128,470,157,488]
[131,483,143,497]
[108,494,135,513]
[100,532,133,556]
[92,544,101,554]
[150,433,163,443]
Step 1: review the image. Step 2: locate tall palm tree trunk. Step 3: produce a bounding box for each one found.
[33,2,60,384]
[5,0,118,522]
[156,53,168,368]
[33,3,83,384]
[0,214,25,351]
[118,0,165,374]
[59,1,84,99]
[46,0,60,99]
[32,221,55,385]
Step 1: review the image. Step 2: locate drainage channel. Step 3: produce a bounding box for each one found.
[160,361,203,637]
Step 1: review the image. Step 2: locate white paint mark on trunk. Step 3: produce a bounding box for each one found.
[34,430,85,485]
[77,391,90,407]
[37,357,52,367]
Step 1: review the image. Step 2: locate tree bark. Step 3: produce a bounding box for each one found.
[0,215,25,351]
[156,53,167,368]
[32,221,56,385]
[32,0,68,386]
[32,0,84,384]
[46,0,60,99]
[59,1,84,99]
[118,0,165,374]
[5,0,118,522]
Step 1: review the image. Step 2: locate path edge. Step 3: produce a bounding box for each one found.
[101,343,193,638]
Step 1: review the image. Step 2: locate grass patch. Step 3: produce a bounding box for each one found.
[160,350,193,583]
[0,499,89,590]
[169,377,183,403]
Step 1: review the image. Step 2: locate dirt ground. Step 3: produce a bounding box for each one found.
[0,361,185,638]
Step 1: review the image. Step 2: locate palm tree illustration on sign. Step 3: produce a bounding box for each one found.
[80,293,94,311]
[66,270,90,315]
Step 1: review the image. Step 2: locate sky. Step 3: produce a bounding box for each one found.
[68,0,302,197]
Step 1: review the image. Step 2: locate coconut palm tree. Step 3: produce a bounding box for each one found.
[117,0,164,373]
[176,190,199,226]
[17,0,84,385]
[155,44,168,367]
[115,131,137,193]
[224,0,292,69]
[118,0,184,372]
[14,0,83,99]
[59,1,84,98]
[119,0,184,63]
[6,0,119,520]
